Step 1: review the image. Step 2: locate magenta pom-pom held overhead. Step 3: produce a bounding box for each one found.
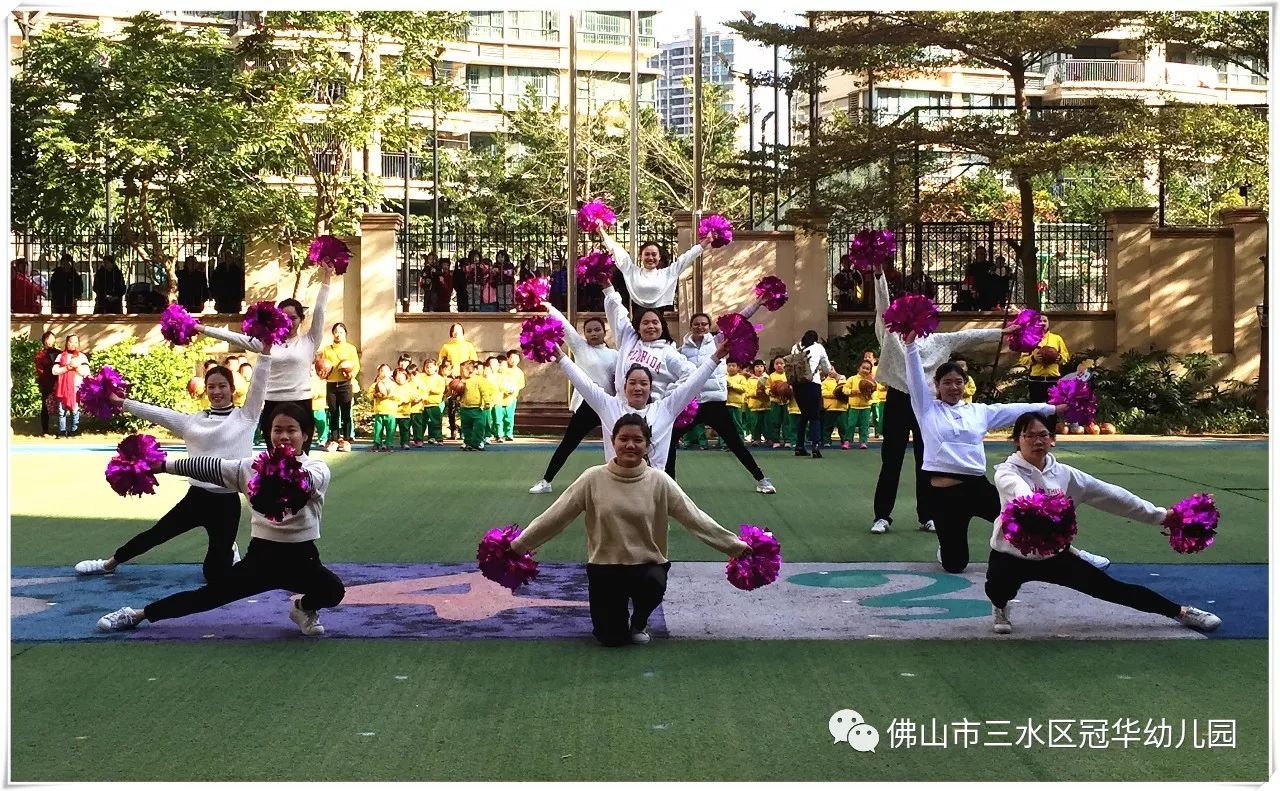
[519,315,564,364]
[1048,377,1097,425]
[242,301,294,349]
[698,214,734,248]
[159,303,199,346]
[847,229,896,272]
[674,399,700,431]
[1162,493,1219,554]
[575,249,615,287]
[999,491,1078,557]
[105,434,167,498]
[477,524,540,591]
[577,200,617,233]
[514,276,551,312]
[726,524,782,591]
[754,276,789,312]
[78,365,129,421]
[1006,309,1048,354]
[716,313,761,365]
[882,293,941,339]
[246,445,313,524]
[307,234,351,275]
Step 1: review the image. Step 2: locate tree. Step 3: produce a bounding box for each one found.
[1146,12,1269,79]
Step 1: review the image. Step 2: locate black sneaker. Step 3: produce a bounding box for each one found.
[812,449,823,459]
[794,449,810,457]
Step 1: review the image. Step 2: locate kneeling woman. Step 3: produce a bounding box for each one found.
[985,412,1221,635]
[510,414,750,646]
[96,403,345,636]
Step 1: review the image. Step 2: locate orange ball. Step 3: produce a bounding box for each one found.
[187,377,202,397]
[316,359,333,378]
[1037,347,1060,364]
[447,378,466,398]
[1099,422,1116,435]
[857,378,875,397]
[1086,423,1101,435]
[1054,422,1068,434]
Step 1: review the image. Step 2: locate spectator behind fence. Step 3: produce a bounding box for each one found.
[902,262,938,302]
[209,257,244,313]
[93,254,127,314]
[35,331,60,436]
[454,251,477,312]
[178,255,209,313]
[957,246,992,311]
[11,258,42,314]
[50,254,82,314]
[549,260,568,311]
[495,250,515,311]
[831,254,859,311]
[980,254,1013,310]
[518,253,536,281]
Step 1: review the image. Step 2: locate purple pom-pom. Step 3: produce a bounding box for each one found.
[105,434,167,498]
[1162,493,1219,554]
[242,301,294,349]
[246,445,313,524]
[882,293,941,339]
[78,365,129,421]
[1007,309,1048,353]
[698,215,734,248]
[716,313,761,365]
[577,200,617,233]
[726,524,782,591]
[848,229,896,273]
[1048,378,1097,424]
[675,399,700,431]
[514,276,551,312]
[754,276,789,312]
[999,491,1078,557]
[159,303,199,346]
[576,249,615,287]
[519,315,565,364]
[477,524,540,592]
[307,234,350,275]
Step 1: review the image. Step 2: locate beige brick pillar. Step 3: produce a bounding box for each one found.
[1220,208,1267,388]
[673,210,696,336]
[788,210,831,349]
[1103,207,1156,352]
[351,213,404,370]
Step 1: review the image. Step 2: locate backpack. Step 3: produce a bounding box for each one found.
[783,349,812,386]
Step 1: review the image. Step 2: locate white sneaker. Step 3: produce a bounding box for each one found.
[231,543,241,565]
[871,519,889,535]
[993,605,1013,634]
[97,606,140,632]
[75,558,113,575]
[1076,549,1110,570]
[1179,607,1221,632]
[529,480,553,494]
[630,628,651,645]
[919,520,936,533]
[755,478,777,494]
[289,601,325,636]
[936,547,944,566]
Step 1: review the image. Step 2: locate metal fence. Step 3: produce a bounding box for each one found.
[398,219,680,313]
[10,229,245,314]
[828,221,1110,313]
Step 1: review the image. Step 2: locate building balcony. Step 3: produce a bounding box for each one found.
[1046,59,1145,83]
[1043,59,1233,104]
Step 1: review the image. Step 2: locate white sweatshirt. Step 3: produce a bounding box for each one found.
[679,333,727,403]
[605,237,703,308]
[201,282,329,402]
[905,341,1055,477]
[873,271,1001,394]
[543,303,619,412]
[789,341,832,385]
[166,454,330,543]
[604,286,695,397]
[559,354,718,472]
[123,355,272,493]
[991,451,1168,560]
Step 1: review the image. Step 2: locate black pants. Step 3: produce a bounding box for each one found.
[793,381,823,451]
[585,562,669,647]
[325,382,354,441]
[667,400,765,481]
[145,538,345,622]
[38,382,54,435]
[259,399,315,453]
[1028,376,1059,404]
[114,487,241,583]
[928,474,1001,573]
[446,397,459,437]
[94,297,123,314]
[543,402,602,482]
[873,387,930,525]
[985,549,1182,618]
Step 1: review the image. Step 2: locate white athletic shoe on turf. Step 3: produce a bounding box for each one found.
[97,607,140,632]
[936,547,944,566]
[1179,607,1221,632]
[75,558,113,575]
[919,520,936,533]
[630,628,651,645]
[755,478,777,494]
[289,601,325,636]
[529,480,553,494]
[992,605,1013,634]
[1076,549,1110,570]
[871,519,889,535]
[231,543,241,565]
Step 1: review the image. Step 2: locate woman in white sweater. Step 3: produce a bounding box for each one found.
[95,402,344,636]
[601,282,695,398]
[986,411,1221,635]
[511,413,751,646]
[196,265,331,451]
[75,355,272,581]
[529,306,620,494]
[596,220,715,314]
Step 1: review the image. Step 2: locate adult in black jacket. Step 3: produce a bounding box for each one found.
[177,256,210,312]
[93,255,127,314]
[49,255,83,314]
[209,259,244,313]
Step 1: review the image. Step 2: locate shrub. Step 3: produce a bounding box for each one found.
[83,338,216,433]
[823,320,881,378]
[10,336,43,419]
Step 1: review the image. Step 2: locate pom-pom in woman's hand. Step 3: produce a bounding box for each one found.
[714,339,731,361]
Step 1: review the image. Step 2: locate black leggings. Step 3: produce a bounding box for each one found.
[446,397,459,437]
[38,382,54,435]
[325,382,354,441]
[114,487,241,583]
[928,474,1001,573]
[543,402,602,482]
[144,537,345,622]
[793,381,823,451]
[259,399,315,453]
[586,562,669,647]
[873,387,930,525]
[667,400,765,481]
[985,549,1182,618]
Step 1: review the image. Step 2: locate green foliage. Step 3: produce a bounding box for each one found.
[823,321,881,377]
[1145,12,1269,80]
[84,338,215,433]
[10,336,44,419]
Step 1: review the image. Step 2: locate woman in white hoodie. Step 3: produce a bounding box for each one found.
[596,220,714,314]
[602,282,696,397]
[986,411,1221,635]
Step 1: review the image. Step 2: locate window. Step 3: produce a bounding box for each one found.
[577,11,656,47]
[506,10,559,42]
[873,89,949,123]
[507,67,559,108]
[468,11,503,39]
[466,65,503,110]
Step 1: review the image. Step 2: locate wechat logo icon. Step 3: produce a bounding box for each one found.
[828,709,881,753]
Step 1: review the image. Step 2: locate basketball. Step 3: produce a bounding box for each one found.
[316,359,333,378]
[1099,422,1116,435]
[339,361,354,378]
[1055,422,1067,434]
[187,377,202,397]
[1070,424,1086,435]
[858,378,875,397]
[1037,346,1060,364]
[1086,423,1101,435]
[769,380,792,401]
[447,378,466,398]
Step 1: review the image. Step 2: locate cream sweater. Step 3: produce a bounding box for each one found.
[510,461,750,564]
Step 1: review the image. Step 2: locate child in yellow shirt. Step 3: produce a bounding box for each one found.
[766,356,790,449]
[744,359,771,446]
[956,358,977,404]
[310,358,330,448]
[394,366,419,449]
[366,364,398,452]
[723,360,752,449]
[821,366,850,449]
[501,350,526,442]
[458,360,495,451]
[416,358,448,445]
[844,358,877,449]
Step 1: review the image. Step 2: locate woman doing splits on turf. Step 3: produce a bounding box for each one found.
[75,354,272,580]
[510,414,751,646]
[96,403,345,636]
[529,306,618,494]
[986,412,1221,635]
